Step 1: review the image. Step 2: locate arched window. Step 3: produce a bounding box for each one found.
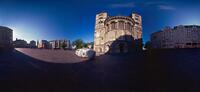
[118,21,125,30]
[125,22,131,31]
[111,21,117,30]
[98,20,104,24]
[99,48,102,52]
[106,24,110,30]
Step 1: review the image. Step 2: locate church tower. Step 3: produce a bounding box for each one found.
[94,12,108,54]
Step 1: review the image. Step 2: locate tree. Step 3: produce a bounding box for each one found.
[72,39,84,49]
[61,42,67,50]
[90,42,94,49]
[144,41,152,50]
[83,43,88,48]
[83,42,94,49]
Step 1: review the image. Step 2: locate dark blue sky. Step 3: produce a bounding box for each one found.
[0,0,200,43]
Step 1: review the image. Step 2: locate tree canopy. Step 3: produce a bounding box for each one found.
[72,39,84,49]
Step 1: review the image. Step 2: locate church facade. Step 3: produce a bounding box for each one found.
[94,12,142,55]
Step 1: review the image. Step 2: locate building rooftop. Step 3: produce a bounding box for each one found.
[105,16,134,23]
[152,25,200,36]
[0,26,13,31]
[174,25,200,29]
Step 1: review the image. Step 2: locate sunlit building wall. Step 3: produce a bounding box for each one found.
[151,25,200,49]
[29,40,37,48]
[49,40,70,49]
[37,40,50,49]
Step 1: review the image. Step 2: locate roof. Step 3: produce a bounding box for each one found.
[105,16,134,23]
[174,25,200,29]
[0,26,13,32]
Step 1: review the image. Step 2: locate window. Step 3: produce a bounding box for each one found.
[186,43,191,45]
[135,22,140,25]
[118,21,125,30]
[135,18,139,21]
[111,21,117,30]
[125,22,131,31]
[98,21,103,24]
[106,24,111,30]
[192,43,197,46]
[153,36,157,39]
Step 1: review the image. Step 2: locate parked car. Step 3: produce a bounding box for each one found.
[75,48,96,59]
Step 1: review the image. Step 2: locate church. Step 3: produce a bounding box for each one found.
[94,12,142,55]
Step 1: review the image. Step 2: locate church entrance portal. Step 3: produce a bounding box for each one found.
[119,43,125,53]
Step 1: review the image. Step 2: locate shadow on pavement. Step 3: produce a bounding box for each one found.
[1,49,200,92]
[0,49,146,92]
[144,49,200,92]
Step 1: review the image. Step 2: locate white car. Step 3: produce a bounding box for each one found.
[75,48,96,59]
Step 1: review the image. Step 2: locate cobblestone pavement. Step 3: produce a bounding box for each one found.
[15,48,87,63]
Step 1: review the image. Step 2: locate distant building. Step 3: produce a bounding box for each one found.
[151,25,200,49]
[94,12,142,55]
[37,40,50,49]
[13,38,28,48]
[85,42,94,49]
[29,40,37,48]
[49,40,71,49]
[0,26,13,50]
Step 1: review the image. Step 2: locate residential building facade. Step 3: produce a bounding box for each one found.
[13,38,28,48]
[29,40,37,48]
[49,40,70,49]
[151,25,200,49]
[37,40,50,49]
[0,26,13,50]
